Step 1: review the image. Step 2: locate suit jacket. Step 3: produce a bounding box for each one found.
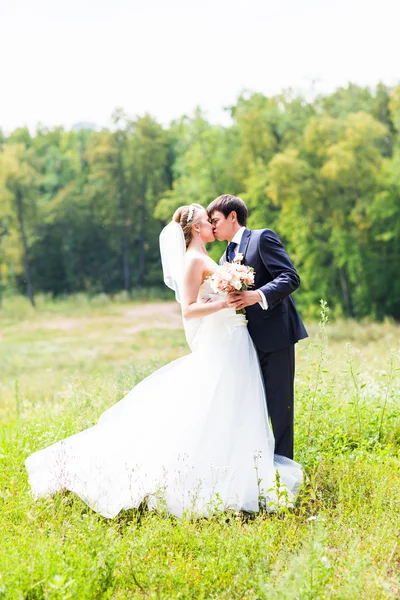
[221,228,308,353]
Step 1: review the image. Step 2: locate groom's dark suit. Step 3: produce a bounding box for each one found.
[224,228,308,459]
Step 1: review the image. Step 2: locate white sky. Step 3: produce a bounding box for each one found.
[1,0,399,133]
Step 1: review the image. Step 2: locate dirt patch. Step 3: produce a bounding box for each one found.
[42,319,83,331]
[18,302,182,333]
[122,303,182,336]
[123,302,181,319]
[123,320,182,336]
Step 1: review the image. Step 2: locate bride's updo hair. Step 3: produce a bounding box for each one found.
[172,203,204,248]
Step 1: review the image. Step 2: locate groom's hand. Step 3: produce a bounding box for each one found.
[228,291,261,310]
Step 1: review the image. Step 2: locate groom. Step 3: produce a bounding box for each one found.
[207,194,308,460]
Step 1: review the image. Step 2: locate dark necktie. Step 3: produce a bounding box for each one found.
[227,241,237,263]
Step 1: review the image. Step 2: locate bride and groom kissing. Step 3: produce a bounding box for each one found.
[25,194,308,518]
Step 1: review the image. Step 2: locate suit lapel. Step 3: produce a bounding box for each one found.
[238,228,251,262]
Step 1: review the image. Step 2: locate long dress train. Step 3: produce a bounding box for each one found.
[25,281,302,518]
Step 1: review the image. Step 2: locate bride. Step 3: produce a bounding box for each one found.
[25,204,302,518]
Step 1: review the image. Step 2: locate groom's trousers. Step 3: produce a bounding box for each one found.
[256,345,295,460]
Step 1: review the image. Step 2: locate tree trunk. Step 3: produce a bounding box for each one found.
[0,220,6,307]
[15,189,35,306]
[64,224,76,292]
[137,176,148,288]
[122,224,130,293]
[116,139,130,294]
[0,250,2,307]
[137,197,146,287]
[339,266,352,317]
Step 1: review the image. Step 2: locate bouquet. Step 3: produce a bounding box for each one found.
[207,254,255,315]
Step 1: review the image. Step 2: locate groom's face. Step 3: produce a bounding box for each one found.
[210,210,234,242]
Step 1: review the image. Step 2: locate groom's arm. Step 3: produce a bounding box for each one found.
[257,229,300,309]
[227,229,300,312]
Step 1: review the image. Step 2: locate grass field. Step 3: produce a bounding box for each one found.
[0,294,399,599]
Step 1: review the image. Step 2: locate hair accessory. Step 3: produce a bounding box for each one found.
[187,205,195,223]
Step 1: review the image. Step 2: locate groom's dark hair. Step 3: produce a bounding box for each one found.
[207,194,248,226]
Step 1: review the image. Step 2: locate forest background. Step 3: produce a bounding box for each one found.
[1,82,400,321]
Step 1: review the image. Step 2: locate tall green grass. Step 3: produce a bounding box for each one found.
[0,300,399,598]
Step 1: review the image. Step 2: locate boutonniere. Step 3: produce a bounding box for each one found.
[233,252,244,263]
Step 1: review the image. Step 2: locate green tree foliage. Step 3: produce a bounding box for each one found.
[0,143,40,305]
[1,82,399,320]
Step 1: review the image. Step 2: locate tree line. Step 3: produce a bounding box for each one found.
[1,83,400,320]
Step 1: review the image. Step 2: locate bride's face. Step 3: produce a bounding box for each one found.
[194,209,215,243]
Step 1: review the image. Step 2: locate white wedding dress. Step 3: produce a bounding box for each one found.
[25,279,303,518]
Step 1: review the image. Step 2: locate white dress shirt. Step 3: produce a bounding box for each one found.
[230,227,269,310]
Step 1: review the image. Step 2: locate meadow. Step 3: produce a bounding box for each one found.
[0,294,399,599]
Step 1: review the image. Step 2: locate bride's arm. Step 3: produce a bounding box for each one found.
[181,256,227,320]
